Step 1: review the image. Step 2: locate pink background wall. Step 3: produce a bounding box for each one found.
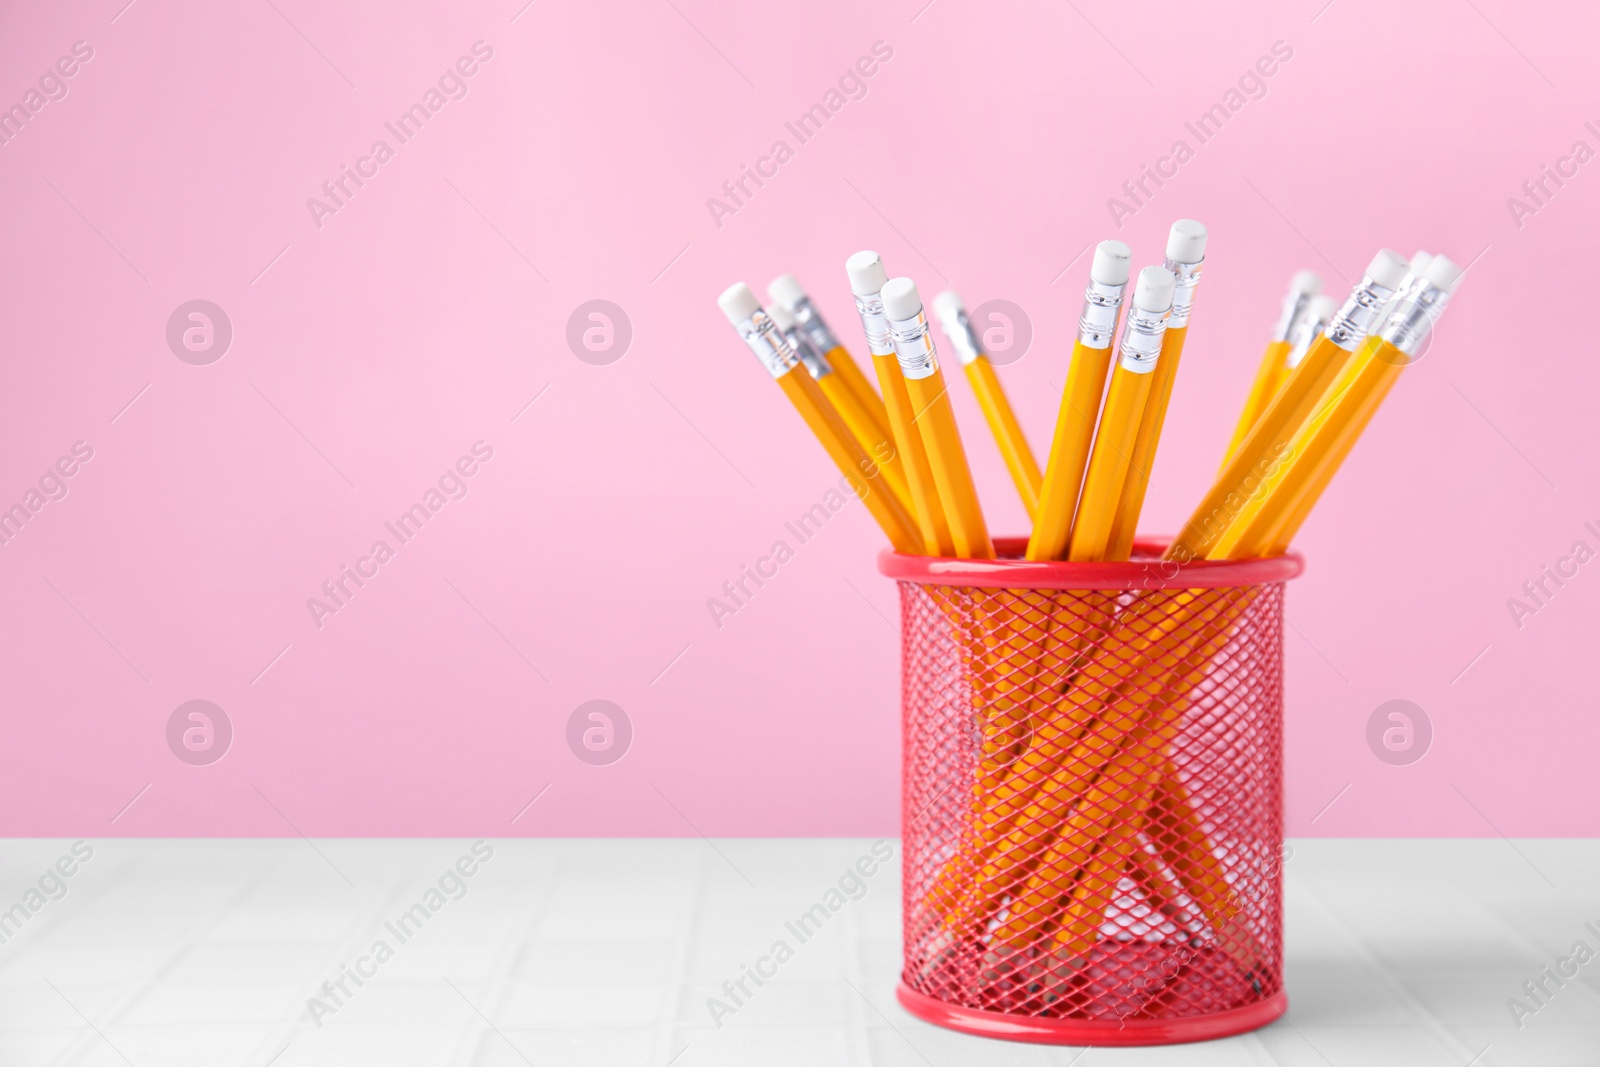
[1,0,1595,837]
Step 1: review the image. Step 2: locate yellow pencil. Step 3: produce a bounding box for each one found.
[846,252,954,557]
[1067,266,1174,561]
[1264,259,1422,552]
[931,290,1042,518]
[1002,253,1442,963]
[1026,241,1131,561]
[717,282,919,552]
[1218,270,1321,471]
[1069,227,1202,958]
[1046,266,1174,964]
[767,273,891,443]
[1027,255,1460,972]
[1368,251,1431,340]
[1275,293,1337,396]
[766,301,914,516]
[881,277,994,560]
[945,251,1132,918]
[1169,249,1411,564]
[1213,255,1462,558]
[1105,220,1207,560]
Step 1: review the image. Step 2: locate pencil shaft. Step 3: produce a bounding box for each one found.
[1167,333,1351,562]
[816,372,914,518]
[1219,339,1290,470]
[824,344,892,443]
[1026,341,1113,561]
[964,358,1042,519]
[870,352,952,556]
[1106,324,1188,560]
[1212,336,1404,558]
[906,367,993,559]
[1068,362,1154,561]
[776,367,918,552]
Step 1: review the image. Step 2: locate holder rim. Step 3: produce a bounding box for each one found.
[878,536,1304,590]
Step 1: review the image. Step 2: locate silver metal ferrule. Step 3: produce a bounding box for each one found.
[1270,288,1313,343]
[1379,278,1451,357]
[789,295,841,358]
[1165,258,1203,329]
[1077,279,1127,349]
[779,323,833,379]
[853,291,896,357]
[887,308,939,381]
[734,309,801,379]
[1283,310,1330,371]
[1117,301,1170,374]
[1370,272,1414,335]
[934,306,983,366]
[1325,273,1404,352]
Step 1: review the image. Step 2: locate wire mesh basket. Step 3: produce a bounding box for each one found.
[881,536,1302,1045]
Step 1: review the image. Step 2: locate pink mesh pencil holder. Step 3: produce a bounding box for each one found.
[880,537,1303,1046]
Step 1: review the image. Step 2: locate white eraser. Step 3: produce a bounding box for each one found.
[846,251,888,296]
[880,277,923,321]
[766,302,796,330]
[1308,295,1338,322]
[1423,253,1463,293]
[1090,240,1132,286]
[767,274,806,310]
[718,282,761,325]
[1290,270,1322,296]
[1132,266,1176,313]
[1409,250,1432,275]
[1366,249,1411,291]
[1165,219,1207,264]
[931,290,964,321]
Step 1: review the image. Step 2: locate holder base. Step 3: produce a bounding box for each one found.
[895,981,1288,1047]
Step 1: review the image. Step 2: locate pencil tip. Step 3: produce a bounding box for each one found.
[846,250,887,296]
[1165,219,1207,265]
[1091,241,1132,286]
[1365,250,1410,291]
[1133,265,1176,312]
[1423,254,1463,293]
[881,277,923,321]
[1290,270,1322,295]
[717,282,760,324]
[767,273,805,310]
[931,290,964,319]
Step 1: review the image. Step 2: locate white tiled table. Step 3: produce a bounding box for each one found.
[0,839,1595,1065]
